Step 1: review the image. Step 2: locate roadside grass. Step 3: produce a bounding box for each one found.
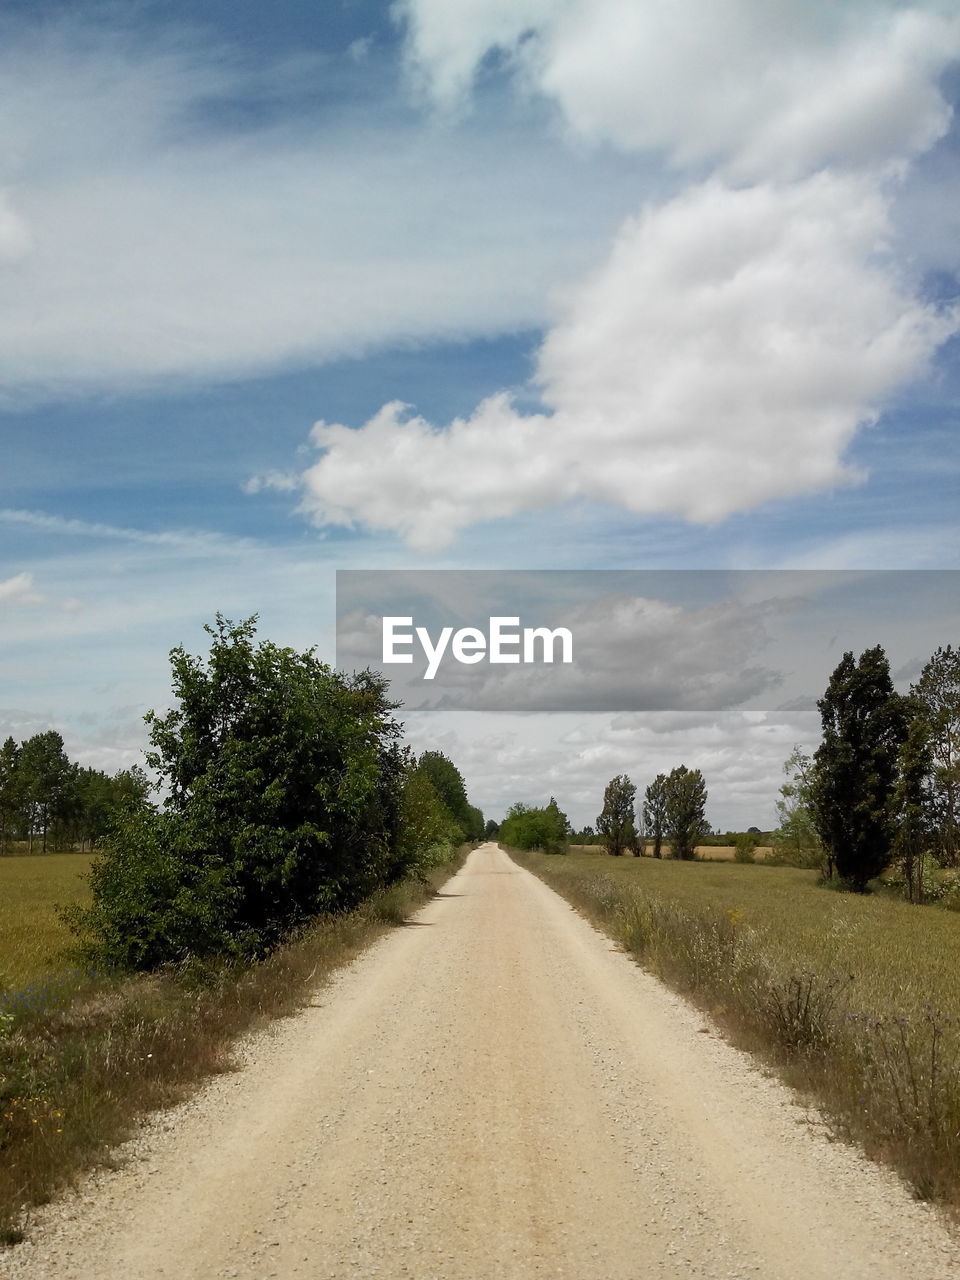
[0,854,92,987]
[510,848,960,1213]
[0,847,470,1246]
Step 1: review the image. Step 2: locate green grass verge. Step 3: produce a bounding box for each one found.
[0,846,470,1246]
[510,848,960,1213]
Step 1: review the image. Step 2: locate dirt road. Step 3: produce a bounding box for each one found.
[8,844,959,1279]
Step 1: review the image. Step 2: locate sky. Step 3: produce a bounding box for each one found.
[2,0,959,830]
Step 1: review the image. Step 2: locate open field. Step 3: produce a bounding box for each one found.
[0,854,92,988]
[513,847,960,1209]
[538,851,960,1016]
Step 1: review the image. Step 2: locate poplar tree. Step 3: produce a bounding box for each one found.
[812,646,908,890]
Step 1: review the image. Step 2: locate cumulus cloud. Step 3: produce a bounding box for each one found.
[274,1,960,548]
[297,173,955,548]
[399,0,960,178]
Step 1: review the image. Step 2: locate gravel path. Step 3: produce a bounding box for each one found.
[6,843,960,1279]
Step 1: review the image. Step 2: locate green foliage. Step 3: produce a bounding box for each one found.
[641,773,668,858]
[911,645,960,867]
[416,751,468,828]
[74,616,407,969]
[812,646,909,891]
[0,732,147,855]
[733,832,757,863]
[596,774,637,856]
[483,817,500,838]
[664,764,709,860]
[393,760,462,877]
[499,797,570,853]
[890,710,934,903]
[772,746,823,868]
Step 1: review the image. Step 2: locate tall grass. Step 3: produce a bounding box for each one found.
[0,848,468,1246]
[512,848,960,1212]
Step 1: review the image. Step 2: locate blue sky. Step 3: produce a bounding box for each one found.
[2,0,959,827]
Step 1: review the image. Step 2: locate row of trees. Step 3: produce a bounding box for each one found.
[595,766,709,858]
[75,617,482,970]
[777,644,959,895]
[0,731,149,854]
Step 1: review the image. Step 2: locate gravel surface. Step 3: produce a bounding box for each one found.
[5,843,960,1279]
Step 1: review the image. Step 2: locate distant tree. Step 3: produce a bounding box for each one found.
[19,730,72,852]
[499,797,570,853]
[911,645,960,866]
[484,817,500,839]
[597,775,637,856]
[664,765,709,860]
[0,736,22,852]
[394,763,452,878]
[416,750,470,837]
[642,773,668,858]
[773,746,823,868]
[733,832,757,863]
[812,646,908,891]
[890,710,934,903]
[463,804,486,842]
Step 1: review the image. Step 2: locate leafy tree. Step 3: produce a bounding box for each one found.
[499,797,570,853]
[890,710,933,903]
[0,736,22,852]
[733,832,757,863]
[911,645,960,866]
[597,775,637,856]
[773,746,823,868]
[19,730,72,852]
[415,749,474,840]
[812,646,908,891]
[664,765,709,860]
[463,804,486,842]
[642,773,668,858]
[483,817,500,839]
[393,762,454,878]
[75,616,406,968]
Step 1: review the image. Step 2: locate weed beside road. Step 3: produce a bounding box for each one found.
[512,848,960,1214]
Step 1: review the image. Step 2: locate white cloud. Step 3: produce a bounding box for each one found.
[296,173,955,548]
[0,17,646,404]
[0,572,44,606]
[400,0,960,179]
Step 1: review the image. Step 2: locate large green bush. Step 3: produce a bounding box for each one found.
[75,617,406,968]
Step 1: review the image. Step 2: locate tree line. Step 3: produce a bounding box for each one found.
[778,643,959,895]
[0,731,149,854]
[495,642,958,900]
[58,616,482,970]
[592,766,710,858]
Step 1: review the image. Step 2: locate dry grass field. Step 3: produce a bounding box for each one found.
[0,854,92,989]
[567,843,774,860]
